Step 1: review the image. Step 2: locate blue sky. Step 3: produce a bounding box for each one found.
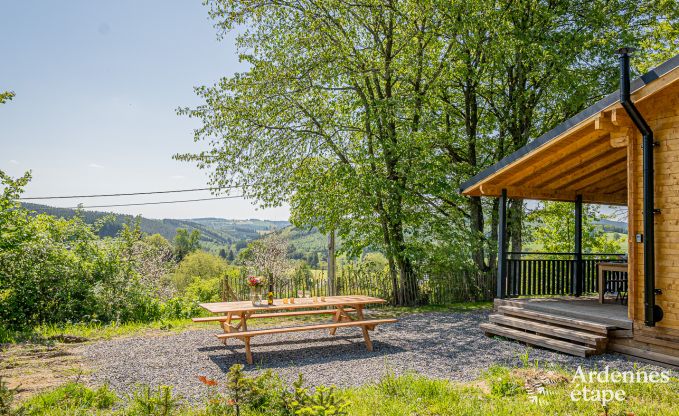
[0,1,290,220]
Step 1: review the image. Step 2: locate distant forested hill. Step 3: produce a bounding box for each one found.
[21,203,291,245]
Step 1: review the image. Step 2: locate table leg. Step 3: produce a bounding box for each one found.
[355,305,373,351]
[220,313,233,345]
[329,307,343,335]
[239,312,253,364]
[244,337,253,365]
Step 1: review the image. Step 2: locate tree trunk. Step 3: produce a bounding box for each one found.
[469,196,486,272]
[508,198,523,258]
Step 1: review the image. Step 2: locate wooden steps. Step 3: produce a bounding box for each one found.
[497,306,613,335]
[481,299,629,357]
[489,314,606,347]
[480,323,596,357]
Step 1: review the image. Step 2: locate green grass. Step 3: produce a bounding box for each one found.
[10,365,678,416]
[344,367,679,416]
[18,383,118,416]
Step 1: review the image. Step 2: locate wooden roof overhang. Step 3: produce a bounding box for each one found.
[460,54,679,206]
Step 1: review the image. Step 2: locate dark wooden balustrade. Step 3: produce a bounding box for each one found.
[501,252,626,298]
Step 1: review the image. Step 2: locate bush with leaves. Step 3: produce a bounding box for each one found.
[0,376,20,416]
[281,375,349,416]
[171,251,230,294]
[0,171,172,331]
[128,385,182,416]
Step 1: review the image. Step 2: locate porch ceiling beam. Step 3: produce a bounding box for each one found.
[534,146,626,189]
[605,182,628,195]
[550,152,627,190]
[581,171,629,194]
[565,163,628,193]
[476,184,627,205]
[499,130,611,187]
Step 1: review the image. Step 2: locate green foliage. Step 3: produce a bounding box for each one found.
[526,202,622,254]
[183,277,222,303]
[19,383,117,415]
[485,367,524,398]
[173,229,201,261]
[0,171,187,331]
[11,365,679,416]
[282,375,349,416]
[0,91,14,105]
[128,385,182,416]
[0,376,20,416]
[177,0,677,306]
[171,251,230,293]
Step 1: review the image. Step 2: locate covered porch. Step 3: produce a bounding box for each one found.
[461,84,636,357]
[460,52,679,367]
[462,104,632,306]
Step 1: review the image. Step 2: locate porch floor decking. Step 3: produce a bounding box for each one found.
[500,296,631,329]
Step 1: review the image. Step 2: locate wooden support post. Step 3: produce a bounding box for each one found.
[573,195,583,297]
[497,189,508,299]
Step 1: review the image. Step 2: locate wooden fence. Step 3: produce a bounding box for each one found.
[221,266,495,305]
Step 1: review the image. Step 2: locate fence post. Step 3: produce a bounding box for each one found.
[497,189,508,299]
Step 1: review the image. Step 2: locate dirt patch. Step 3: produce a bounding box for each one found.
[0,343,91,402]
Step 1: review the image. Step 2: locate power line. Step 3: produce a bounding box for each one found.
[64,195,244,209]
[19,186,239,200]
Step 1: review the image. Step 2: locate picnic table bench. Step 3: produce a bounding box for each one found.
[194,295,396,364]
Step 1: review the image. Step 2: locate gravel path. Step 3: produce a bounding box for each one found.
[79,310,666,401]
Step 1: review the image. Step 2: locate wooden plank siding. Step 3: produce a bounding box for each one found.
[629,80,679,331]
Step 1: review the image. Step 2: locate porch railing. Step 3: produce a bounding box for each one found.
[501,252,626,298]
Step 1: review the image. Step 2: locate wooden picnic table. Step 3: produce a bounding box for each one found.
[195,295,396,364]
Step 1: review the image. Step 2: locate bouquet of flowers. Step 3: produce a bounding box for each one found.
[247,275,263,287]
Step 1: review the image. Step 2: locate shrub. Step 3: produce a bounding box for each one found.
[0,376,19,416]
[171,252,229,293]
[0,171,180,330]
[183,277,222,303]
[281,374,349,416]
[128,385,182,416]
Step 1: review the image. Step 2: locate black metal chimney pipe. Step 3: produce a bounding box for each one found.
[617,47,662,326]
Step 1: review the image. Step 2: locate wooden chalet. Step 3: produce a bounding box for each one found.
[460,50,679,368]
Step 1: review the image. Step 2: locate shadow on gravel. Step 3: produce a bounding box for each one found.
[207,338,404,371]
[197,334,362,353]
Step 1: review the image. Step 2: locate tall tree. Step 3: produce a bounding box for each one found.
[178,0,677,304]
[178,0,461,305]
[173,228,201,261]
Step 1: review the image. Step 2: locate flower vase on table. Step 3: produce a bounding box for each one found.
[247,276,264,306]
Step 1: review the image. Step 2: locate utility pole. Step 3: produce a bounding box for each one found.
[327,230,336,295]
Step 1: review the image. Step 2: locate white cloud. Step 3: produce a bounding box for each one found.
[88,163,104,168]
[9,159,19,165]
[170,175,185,179]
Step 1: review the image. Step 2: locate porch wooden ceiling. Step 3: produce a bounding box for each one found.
[460,53,679,206]
[462,112,631,205]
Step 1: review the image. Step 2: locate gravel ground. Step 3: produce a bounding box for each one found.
[79,310,668,401]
